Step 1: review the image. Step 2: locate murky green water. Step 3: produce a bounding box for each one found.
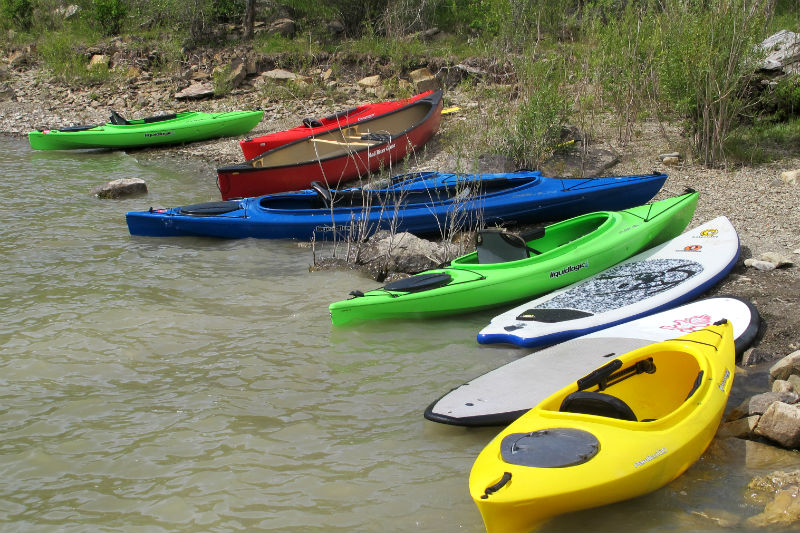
[0,135,791,532]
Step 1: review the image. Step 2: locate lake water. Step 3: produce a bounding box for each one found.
[0,135,786,532]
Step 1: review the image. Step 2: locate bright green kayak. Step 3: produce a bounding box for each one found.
[28,110,264,150]
[329,191,699,326]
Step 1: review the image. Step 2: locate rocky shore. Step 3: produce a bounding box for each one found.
[2,39,800,528]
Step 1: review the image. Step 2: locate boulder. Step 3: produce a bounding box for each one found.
[727,391,799,420]
[781,169,800,185]
[174,81,214,100]
[357,75,381,88]
[214,59,247,89]
[87,54,109,70]
[744,258,777,271]
[408,67,439,93]
[92,178,147,199]
[770,350,800,381]
[758,251,794,268]
[268,18,297,38]
[773,379,794,393]
[717,415,760,439]
[259,69,311,84]
[759,30,800,73]
[356,231,447,278]
[755,401,800,448]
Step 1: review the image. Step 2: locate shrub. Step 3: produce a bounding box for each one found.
[86,0,129,36]
[0,0,33,31]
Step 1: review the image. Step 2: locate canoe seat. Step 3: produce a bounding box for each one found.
[476,229,536,264]
[560,391,638,421]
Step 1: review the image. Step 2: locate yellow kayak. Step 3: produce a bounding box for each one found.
[469,320,735,533]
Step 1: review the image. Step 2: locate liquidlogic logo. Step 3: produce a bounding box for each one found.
[144,131,174,138]
[699,228,719,237]
[549,260,589,279]
[633,447,667,468]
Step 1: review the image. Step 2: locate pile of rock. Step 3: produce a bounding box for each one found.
[721,350,800,448]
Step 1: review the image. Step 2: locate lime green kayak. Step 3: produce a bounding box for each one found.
[28,110,264,150]
[329,191,699,326]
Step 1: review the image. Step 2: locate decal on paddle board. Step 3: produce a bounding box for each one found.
[535,258,703,315]
[659,314,712,333]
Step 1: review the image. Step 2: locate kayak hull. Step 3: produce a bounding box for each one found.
[126,171,668,240]
[328,192,699,326]
[469,322,735,533]
[28,111,264,150]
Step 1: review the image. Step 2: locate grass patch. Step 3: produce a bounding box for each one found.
[725,118,800,164]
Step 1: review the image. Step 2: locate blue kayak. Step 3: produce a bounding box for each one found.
[125,170,668,240]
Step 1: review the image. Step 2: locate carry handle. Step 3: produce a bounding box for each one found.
[481,472,512,499]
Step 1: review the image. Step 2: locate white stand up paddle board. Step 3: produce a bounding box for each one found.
[477,216,739,348]
[425,297,759,427]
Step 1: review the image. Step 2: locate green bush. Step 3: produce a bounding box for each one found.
[499,53,573,169]
[0,0,33,30]
[86,0,129,36]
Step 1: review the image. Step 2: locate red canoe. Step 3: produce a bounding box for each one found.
[239,90,434,160]
[216,90,443,200]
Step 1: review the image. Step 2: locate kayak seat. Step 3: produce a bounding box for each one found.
[109,110,130,125]
[476,229,541,264]
[559,391,638,422]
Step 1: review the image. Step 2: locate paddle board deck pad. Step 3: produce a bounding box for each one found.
[425,297,759,427]
[477,216,739,348]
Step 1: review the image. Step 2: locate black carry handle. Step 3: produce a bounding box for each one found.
[481,472,512,499]
[577,359,623,391]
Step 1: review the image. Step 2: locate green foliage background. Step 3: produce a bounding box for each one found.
[1,0,798,167]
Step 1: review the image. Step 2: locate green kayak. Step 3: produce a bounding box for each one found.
[329,191,699,326]
[28,110,264,150]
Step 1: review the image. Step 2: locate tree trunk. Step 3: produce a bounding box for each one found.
[244,0,255,40]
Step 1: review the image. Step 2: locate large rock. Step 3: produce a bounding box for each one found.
[259,69,311,84]
[770,350,800,381]
[357,75,381,88]
[408,67,439,93]
[781,169,800,185]
[92,178,147,199]
[353,231,453,279]
[214,59,247,89]
[268,18,296,38]
[759,30,800,74]
[755,401,800,448]
[174,81,214,100]
[727,391,799,420]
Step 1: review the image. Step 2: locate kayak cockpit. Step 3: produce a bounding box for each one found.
[539,348,706,423]
[256,176,535,211]
[452,212,611,266]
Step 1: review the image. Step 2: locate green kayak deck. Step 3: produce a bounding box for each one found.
[329,191,699,326]
[28,110,264,150]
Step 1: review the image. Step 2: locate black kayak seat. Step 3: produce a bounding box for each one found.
[178,201,241,216]
[476,229,531,264]
[383,273,453,293]
[560,391,638,422]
